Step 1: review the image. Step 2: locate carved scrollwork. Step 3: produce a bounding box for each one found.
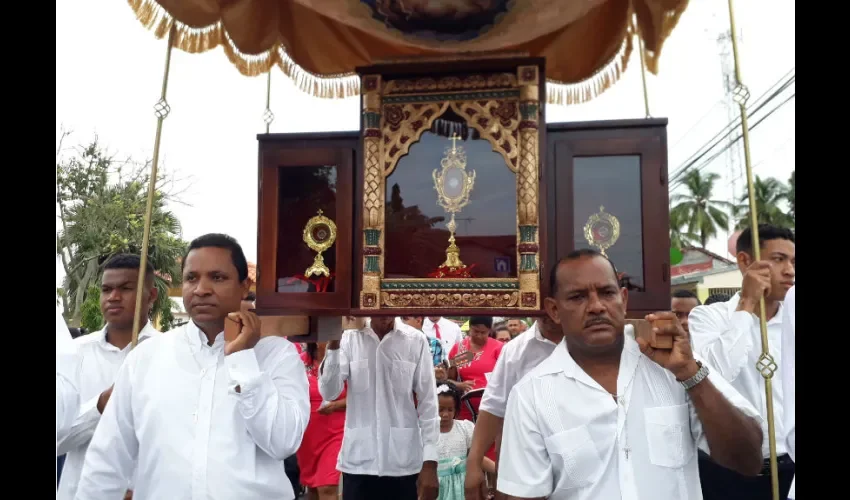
[381,291,520,308]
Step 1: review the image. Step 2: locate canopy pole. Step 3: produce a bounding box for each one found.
[726,1,779,498]
[132,24,177,348]
[636,30,651,117]
[263,71,275,133]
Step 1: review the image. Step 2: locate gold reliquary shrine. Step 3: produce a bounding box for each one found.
[255,56,672,320]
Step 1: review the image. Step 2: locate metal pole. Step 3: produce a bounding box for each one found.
[726,1,779,498]
[263,71,274,133]
[132,25,176,348]
[637,30,651,118]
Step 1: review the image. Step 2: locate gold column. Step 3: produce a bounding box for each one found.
[263,71,274,133]
[517,66,541,310]
[360,75,383,309]
[726,1,779,498]
[132,25,177,347]
[637,30,651,118]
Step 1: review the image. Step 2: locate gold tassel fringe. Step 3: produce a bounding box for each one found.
[642,0,690,74]
[127,0,360,99]
[546,31,633,106]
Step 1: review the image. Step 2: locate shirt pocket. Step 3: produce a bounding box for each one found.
[348,359,370,394]
[390,360,416,394]
[544,425,604,491]
[644,403,696,468]
[341,426,376,466]
[389,426,422,470]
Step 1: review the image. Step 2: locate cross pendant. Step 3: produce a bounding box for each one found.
[624,447,631,460]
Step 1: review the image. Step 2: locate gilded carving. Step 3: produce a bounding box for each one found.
[449,100,520,172]
[383,73,517,95]
[382,102,449,176]
[381,291,520,308]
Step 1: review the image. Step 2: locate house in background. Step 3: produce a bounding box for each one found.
[671,247,741,303]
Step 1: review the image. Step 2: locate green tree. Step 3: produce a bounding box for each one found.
[733,175,794,230]
[669,206,699,251]
[57,134,186,327]
[787,170,795,222]
[669,170,732,248]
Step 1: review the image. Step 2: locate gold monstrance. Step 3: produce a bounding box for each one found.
[303,209,337,278]
[433,134,476,269]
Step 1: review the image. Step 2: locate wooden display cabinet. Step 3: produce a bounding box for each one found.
[545,119,671,318]
[255,58,670,321]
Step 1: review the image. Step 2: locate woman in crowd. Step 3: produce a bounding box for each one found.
[447,316,502,422]
[297,342,346,500]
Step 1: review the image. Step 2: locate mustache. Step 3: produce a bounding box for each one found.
[584,317,613,328]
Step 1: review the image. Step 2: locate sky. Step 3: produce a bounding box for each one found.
[56,0,795,287]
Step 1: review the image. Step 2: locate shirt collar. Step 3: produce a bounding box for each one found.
[186,321,225,350]
[537,324,639,380]
[95,322,159,352]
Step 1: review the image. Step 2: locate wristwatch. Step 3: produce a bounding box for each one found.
[679,360,710,390]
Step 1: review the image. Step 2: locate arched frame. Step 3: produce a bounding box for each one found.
[359,66,542,311]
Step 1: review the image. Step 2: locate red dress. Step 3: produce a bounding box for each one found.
[449,337,502,461]
[296,353,346,488]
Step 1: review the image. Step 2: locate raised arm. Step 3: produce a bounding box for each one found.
[319,331,352,401]
[225,339,310,460]
[74,358,138,500]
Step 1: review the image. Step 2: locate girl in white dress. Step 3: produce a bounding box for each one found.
[436,382,495,500]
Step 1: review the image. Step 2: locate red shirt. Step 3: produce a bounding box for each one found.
[449,337,502,421]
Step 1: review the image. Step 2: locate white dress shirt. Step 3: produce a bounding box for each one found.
[423,317,461,354]
[479,321,558,418]
[74,321,309,500]
[780,285,796,498]
[57,323,160,500]
[689,292,787,457]
[319,326,439,477]
[57,309,81,441]
[498,335,761,500]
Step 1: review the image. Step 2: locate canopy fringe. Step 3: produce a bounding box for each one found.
[128,0,669,104]
[643,0,690,74]
[546,28,633,106]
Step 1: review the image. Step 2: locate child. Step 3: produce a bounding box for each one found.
[436,382,495,500]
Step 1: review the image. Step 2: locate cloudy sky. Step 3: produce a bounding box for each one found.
[56,0,794,285]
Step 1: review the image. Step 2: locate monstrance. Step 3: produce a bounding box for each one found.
[303,210,337,278]
[432,134,476,271]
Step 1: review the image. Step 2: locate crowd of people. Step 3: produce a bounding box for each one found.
[56,223,795,500]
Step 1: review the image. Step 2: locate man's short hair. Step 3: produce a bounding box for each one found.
[182,233,249,282]
[103,254,155,284]
[549,249,619,297]
[672,289,701,305]
[704,293,732,305]
[736,224,795,256]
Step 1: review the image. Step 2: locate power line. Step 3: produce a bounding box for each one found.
[670,91,795,192]
[668,68,795,184]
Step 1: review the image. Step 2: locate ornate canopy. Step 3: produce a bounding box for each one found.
[127,0,690,104]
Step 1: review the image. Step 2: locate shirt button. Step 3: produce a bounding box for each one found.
[201,369,206,376]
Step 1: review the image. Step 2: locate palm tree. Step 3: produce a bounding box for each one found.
[787,171,795,221]
[733,175,794,229]
[669,207,699,250]
[670,170,732,248]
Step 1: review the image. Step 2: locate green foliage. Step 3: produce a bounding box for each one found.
[79,285,104,332]
[669,170,732,248]
[733,175,794,230]
[57,136,187,326]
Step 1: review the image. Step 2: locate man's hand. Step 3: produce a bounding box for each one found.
[418,461,439,500]
[123,490,133,500]
[738,261,773,313]
[464,464,488,500]
[96,385,114,414]
[638,312,699,381]
[224,303,261,356]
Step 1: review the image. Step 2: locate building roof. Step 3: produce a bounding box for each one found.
[681,246,734,265]
[671,264,738,285]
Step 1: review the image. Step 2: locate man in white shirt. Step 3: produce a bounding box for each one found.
[672,289,701,334]
[75,233,309,500]
[320,316,439,500]
[505,318,525,339]
[57,254,161,500]
[464,317,562,500]
[423,316,461,353]
[57,308,80,441]
[689,224,796,500]
[781,285,795,499]
[498,249,764,500]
